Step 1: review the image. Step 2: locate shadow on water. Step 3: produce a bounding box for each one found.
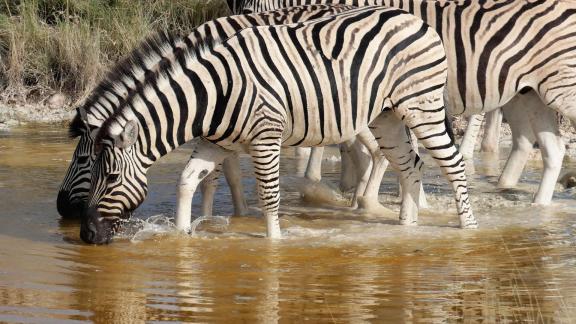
[1,125,576,322]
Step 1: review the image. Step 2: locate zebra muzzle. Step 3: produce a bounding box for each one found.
[80,207,116,244]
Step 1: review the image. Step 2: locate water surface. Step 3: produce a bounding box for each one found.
[1,125,575,323]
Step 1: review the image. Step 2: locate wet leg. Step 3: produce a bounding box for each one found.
[355,129,390,214]
[371,113,422,224]
[305,147,324,182]
[250,133,283,239]
[222,153,249,215]
[339,141,358,193]
[481,108,502,153]
[398,105,477,228]
[176,141,231,232]
[530,106,564,205]
[460,114,484,160]
[498,97,537,189]
[200,166,221,217]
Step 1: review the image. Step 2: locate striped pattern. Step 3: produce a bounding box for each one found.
[235,0,576,117]
[239,0,576,205]
[83,6,476,244]
[57,4,354,219]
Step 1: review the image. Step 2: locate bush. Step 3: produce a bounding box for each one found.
[0,0,229,104]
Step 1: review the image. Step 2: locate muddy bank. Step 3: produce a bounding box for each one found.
[0,103,72,128]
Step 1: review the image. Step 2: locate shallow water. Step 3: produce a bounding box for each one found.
[1,125,576,323]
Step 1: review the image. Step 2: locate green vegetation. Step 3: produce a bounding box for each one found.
[0,0,229,105]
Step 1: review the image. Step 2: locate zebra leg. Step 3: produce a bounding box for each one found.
[349,138,374,209]
[498,97,537,189]
[339,141,358,193]
[401,130,428,209]
[175,142,231,232]
[222,153,249,215]
[371,113,422,225]
[530,106,564,205]
[480,108,503,154]
[249,134,282,239]
[459,114,484,160]
[400,111,477,229]
[199,166,222,217]
[355,129,391,214]
[304,146,324,182]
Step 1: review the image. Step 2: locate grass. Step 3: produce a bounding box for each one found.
[0,0,229,105]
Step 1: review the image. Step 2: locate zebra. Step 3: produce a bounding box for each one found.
[81,5,477,244]
[57,4,355,220]
[237,0,576,206]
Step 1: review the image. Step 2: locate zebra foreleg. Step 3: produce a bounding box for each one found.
[530,108,564,205]
[339,141,358,193]
[222,153,249,215]
[304,146,324,182]
[175,142,232,232]
[200,166,222,217]
[498,99,536,190]
[480,108,503,154]
[249,133,282,239]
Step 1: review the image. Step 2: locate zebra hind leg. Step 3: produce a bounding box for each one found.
[370,112,422,225]
[400,108,477,229]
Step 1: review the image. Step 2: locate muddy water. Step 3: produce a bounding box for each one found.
[1,125,576,323]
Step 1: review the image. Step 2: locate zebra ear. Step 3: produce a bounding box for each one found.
[114,120,139,149]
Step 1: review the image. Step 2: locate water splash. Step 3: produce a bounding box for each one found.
[189,216,230,237]
[120,215,177,242]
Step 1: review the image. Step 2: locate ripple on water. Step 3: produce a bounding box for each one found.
[1,127,576,322]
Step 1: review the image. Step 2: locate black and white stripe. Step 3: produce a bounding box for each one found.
[237,0,576,205]
[82,6,476,244]
[57,4,354,220]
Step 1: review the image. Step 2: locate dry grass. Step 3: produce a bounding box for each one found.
[0,0,229,105]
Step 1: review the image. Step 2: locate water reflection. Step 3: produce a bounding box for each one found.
[0,125,575,322]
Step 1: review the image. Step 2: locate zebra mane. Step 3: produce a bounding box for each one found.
[69,30,182,139]
[95,33,224,147]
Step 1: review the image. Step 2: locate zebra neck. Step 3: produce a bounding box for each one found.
[122,50,234,162]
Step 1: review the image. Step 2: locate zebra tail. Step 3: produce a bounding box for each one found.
[444,111,455,144]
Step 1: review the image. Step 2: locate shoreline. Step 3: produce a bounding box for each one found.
[1,102,575,160]
[0,103,73,129]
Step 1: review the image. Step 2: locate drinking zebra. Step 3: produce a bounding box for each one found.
[239,0,576,205]
[57,4,354,220]
[81,6,476,244]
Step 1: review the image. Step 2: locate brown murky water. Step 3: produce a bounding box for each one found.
[1,125,576,323]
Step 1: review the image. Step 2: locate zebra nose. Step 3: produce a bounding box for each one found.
[57,190,85,219]
[81,207,114,244]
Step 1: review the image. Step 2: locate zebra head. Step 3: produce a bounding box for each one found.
[82,120,148,244]
[57,108,96,219]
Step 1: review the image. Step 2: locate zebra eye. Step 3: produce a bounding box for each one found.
[108,173,120,184]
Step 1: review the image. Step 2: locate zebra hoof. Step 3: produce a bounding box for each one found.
[357,197,394,216]
[399,219,418,226]
[461,221,479,229]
